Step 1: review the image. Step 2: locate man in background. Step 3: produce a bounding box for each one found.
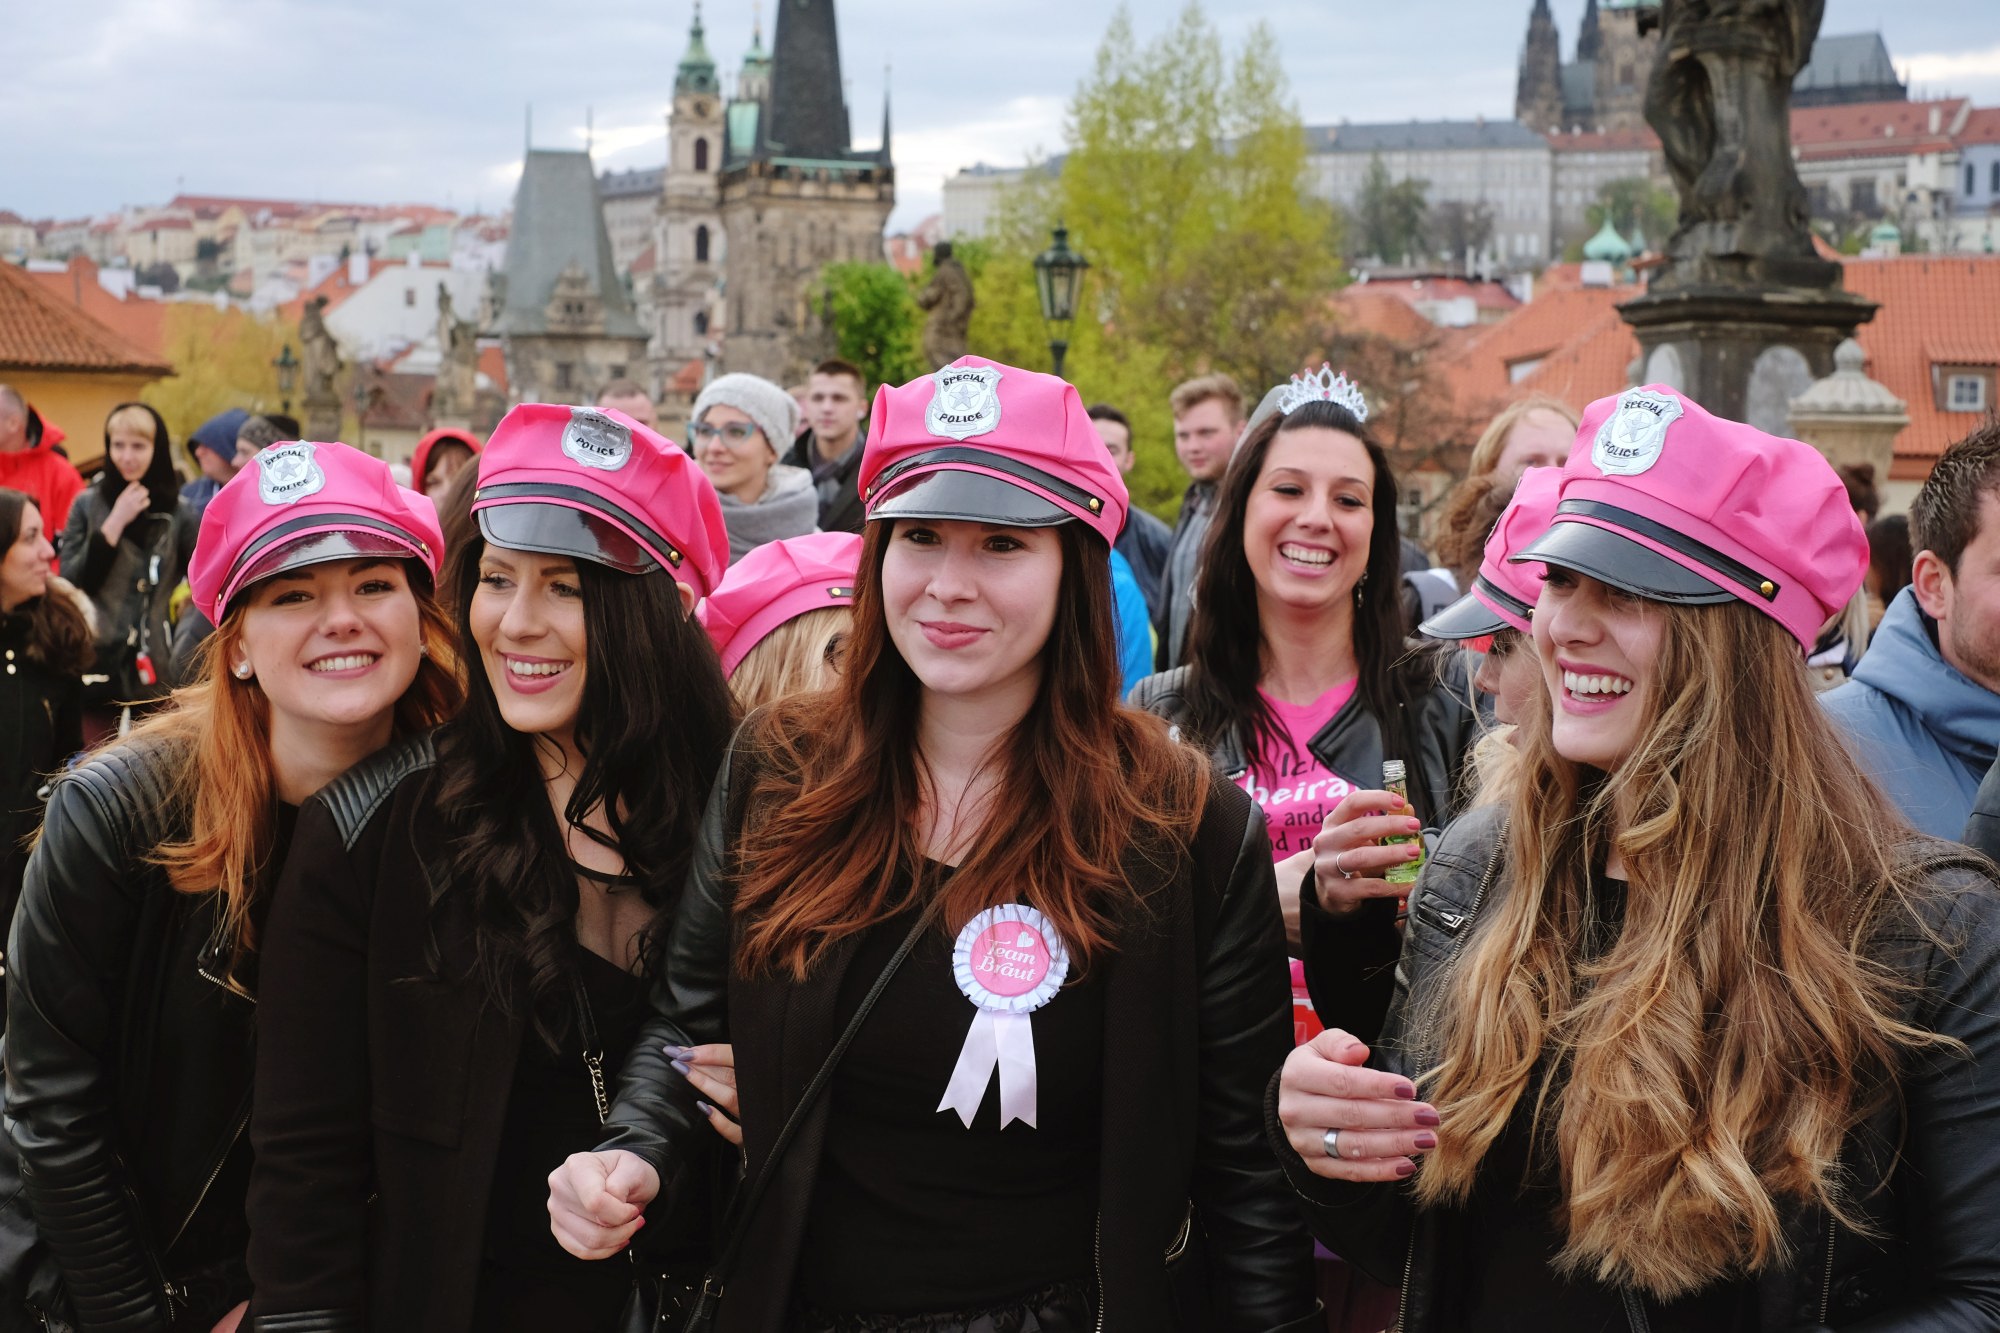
[0,385,83,533]
[1088,403,1173,632]
[1158,374,1243,669]
[783,358,868,533]
[596,378,658,432]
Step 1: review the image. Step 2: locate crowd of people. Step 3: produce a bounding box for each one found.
[0,344,1995,1333]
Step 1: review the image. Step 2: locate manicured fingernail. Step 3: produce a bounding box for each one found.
[663,1043,689,1058]
[635,1216,645,1227]
[670,1057,691,1077]
[1394,1159,1417,1177]
[1406,818,1421,832]
[1414,1132,1438,1150]
[1406,846,1421,859]
[1393,1082,1417,1099]
[1415,1107,1440,1126]
[697,1099,714,1116]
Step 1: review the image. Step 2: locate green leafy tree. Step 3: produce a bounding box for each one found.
[821,261,925,389]
[1357,156,1431,266]
[143,304,299,446]
[1587,177,1678,247]
[965,3,1343,519]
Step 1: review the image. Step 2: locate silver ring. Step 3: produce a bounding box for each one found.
[1323,1128,1342,1158]
[1332,851,1356,880]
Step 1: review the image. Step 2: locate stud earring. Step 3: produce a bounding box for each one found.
[233,663,253,680]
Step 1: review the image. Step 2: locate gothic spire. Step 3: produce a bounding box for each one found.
[676,1,718,96]
[764,0,853,159]
[1578,0,1603,61]
[879,65,892,165]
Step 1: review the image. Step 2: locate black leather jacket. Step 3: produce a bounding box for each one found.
[1269,804,2000,1332]
[594,737,1320,1333]
[4,736,266,1332]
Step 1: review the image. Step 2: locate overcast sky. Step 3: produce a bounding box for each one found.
[7,0,1998,234]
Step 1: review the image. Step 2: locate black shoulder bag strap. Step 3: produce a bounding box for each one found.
[675,909,931,1332]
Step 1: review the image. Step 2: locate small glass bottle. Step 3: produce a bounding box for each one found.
[1380,759,1426,886]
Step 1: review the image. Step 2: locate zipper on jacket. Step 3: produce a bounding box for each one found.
[1620,1288,1652,1333]
[1394,835,1506,1333]
[1406,900,1466,936]
[165,1098,252,1252]
[1163,1202,1193,1264]
[1092,1212,1105,1333]
[111,1151,181,1326]
[1819,1212,1837,1323]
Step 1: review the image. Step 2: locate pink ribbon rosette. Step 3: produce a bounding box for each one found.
[936,903,1072,1129]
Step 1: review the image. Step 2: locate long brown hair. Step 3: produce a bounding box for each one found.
[141,580,462,956]
[1415,599,1953,1296]
[734,520,1209,981]
[0,489,92,676]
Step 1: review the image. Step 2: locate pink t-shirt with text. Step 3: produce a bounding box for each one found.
[1237,681,1362,861]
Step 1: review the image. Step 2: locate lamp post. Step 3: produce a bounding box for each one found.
[1032,221,1089,380]
[272,344,299,415]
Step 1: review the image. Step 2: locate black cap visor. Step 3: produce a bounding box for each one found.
[478,502,658,575]
[1420,591,1510,641]
[867,468,1073,528]
[1512,519,1733,605]
[232,529,426,609]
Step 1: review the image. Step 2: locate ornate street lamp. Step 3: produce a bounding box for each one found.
[1032,221,1089,380]
[272,343,299,414]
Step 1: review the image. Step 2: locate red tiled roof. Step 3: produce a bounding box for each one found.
[1547,127,1661,152]
[629,243,657,274]
[1515,307,1638,407]
[1333,287,1439,344]
[1350,276,1522,314]
[0,261,173,375]
[0,211,29,228]
[1438,280,1642,417]
[135,216,193,231]
[22,256,169,362]
[668,358,704,395]
[1789,97,1969,162]
[477,344,508,396]
[1962,108,2000,146]
[1843,255,2000,472]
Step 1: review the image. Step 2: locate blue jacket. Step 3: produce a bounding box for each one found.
[1824,587,2000,840]
[1109,548,1154,698]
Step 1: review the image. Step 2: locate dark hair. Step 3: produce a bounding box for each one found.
[1867,512,1914,604]
[933,241,954,262]
[431,532,738,1049]
[432,464,482,616]
[811,358,865,390]
[1836,462,1880,523]
[1177,399,1438,819]
[0,489,92,676]
[265,412,302,439]
[734,519,1208,980]
[1912,418,2000,574]
[97,402,181,514]
[1430,471,1512,592]
[1086,403,1130,432]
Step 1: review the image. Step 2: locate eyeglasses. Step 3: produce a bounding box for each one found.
[690,420,763,446]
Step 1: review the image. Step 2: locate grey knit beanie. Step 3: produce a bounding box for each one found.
[691,373,798,458]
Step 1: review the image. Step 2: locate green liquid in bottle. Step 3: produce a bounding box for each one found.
[1380,758,1425,886]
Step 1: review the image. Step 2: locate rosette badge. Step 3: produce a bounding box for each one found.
[937,904,1072,1129]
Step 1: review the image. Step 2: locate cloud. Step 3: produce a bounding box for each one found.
[1900,43,2000,97]
[888,95,1068,229]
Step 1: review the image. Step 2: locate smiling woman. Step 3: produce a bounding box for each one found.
[3,441,457,1333]
[244,403,738,1333]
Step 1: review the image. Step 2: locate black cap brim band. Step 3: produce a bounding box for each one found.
[230,530,427,609]
[1420,591,1511,641]
[1512,519,1734,605]
[866,468,1074,528]
[478,503,658,575]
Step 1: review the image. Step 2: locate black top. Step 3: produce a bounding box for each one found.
[1454,875,1759,1332]
[474,929,650,1333]
[796,896,1106,1314]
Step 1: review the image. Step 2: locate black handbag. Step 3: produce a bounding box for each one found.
[616,911,931,1333]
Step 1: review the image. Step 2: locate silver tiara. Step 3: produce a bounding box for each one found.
[1276,364,1368,423]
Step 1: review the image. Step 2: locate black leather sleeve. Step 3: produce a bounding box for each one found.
[1191,796,1317,1330]
[1963,758,2000,866]
[1297,889,1400,1048]
[594,749,737,1202]
[244,799,375,1328]
[1868,868,2000,1326]
[5,759,173,1332]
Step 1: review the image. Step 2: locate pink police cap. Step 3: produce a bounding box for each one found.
[471,403,728,599]
[1511,386,1867,650]
[697,531,863,674]
[189,439,444,623]
[859,356,1128,544]
[1420,466,1564,640]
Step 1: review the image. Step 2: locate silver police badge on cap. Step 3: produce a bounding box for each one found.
[562,407,633,472]
[257,441,327,505]
[926,365,1003,441]
[1592,388,1683,477]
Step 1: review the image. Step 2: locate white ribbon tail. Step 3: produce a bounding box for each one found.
[936,1010,1039,1129]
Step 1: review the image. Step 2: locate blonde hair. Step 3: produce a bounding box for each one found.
[105,404,157,443]
[726,605,849,712]
[1415,600,1952,1297]
[136,585,462,959]
[1466,394,1579,479]
[1169,373,1244,423]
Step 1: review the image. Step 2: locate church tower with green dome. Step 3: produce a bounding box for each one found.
[650,2,726,373]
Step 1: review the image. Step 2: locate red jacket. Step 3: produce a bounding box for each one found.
[0,437,85,533]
